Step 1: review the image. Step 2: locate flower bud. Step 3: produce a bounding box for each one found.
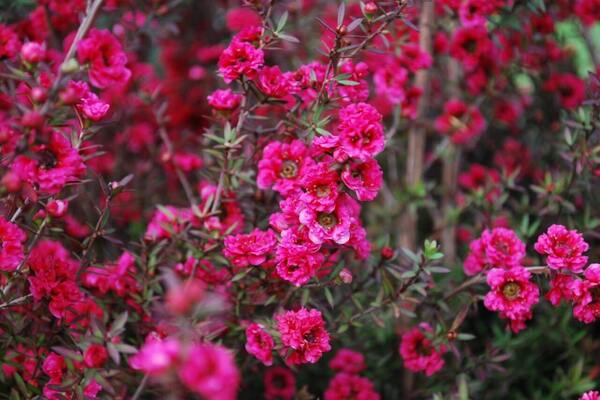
[364,2,377,17]
[31,87,47,103]
[339,268,353,284]
[21,111,44,129]
[381,246,394,260]
[21,42,45,63]
[47,199,69,218]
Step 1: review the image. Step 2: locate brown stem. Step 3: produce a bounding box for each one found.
[398,0,435,250]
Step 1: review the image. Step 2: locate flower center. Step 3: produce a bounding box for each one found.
[317,213,337,229]
[280,160,298,179]
[314,185,331,198]
[38,150,58,170]
[502,281,521,300]
[416,340,432,356]
[303,332,316,343]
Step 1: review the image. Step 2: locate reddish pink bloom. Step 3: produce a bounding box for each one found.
[572,264,600,323]
[42,353,66,383]
[257,140,313,196]
[543,73,585,109]
[34,131,86,195]
[546,273,578,306]
[298,193,359,245]
[329,348,366,374]
[130,336,180,376]
[434,99,486,145]
[172,152,203,172]
[46,199,69,218]
[373,62,409,104]
[399,323,446,376]
[144,206,191,241]
[218,40,264,83]
[458,163,501,202]
[276,308,331,365]
[481,228,526,269]
[337,61,370,104]
[458,0,489,27]
[207,89,243,112]
[534,224,589,273]
[82,251,140,297]
[275,227,323,286]
[245,323,274,366]
[257,65,291,98]
[20,41,46,63]
[178,343,240,400]
[264,367,296,400]
[575,0,600,25]
[450,25,492,70]
[299,162,340,213]
[77,29,131,89]
[225,7,262,31]
[341,158,383,201]
[580,391,600,400]
[223,228,277,269]
[324,372,380,400]
[0,216,26,272]
[336,103,385,161]
[80,92,110,121]
[0,24,21,59]
[84,344,108,368]
[484,266,540,333]
[166,280,205,314]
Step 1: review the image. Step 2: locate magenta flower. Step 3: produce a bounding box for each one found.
[483,266,539,333]
[223,228,277,269]
[129,335,181,376]
[481,227,526,269]
[299,162,340,213]
[264,367,296,400]
[572,264,600,324]
[324,372,380,400]
[580,391,600,400]
[207,88,243,112]
[178,343,240,400]
[218,39,264,83]
[298,194,359,245]
[276,308,331,365]
[434,99,486,145]
[245,323,274,366]
[0,216,26,272]
[534,224,589,273]
[336,102,385,161]
[77,29,131,89]
[399,323,446,376]
[341,158,383,201]
[258,140,313,196]
[329,348,366,375]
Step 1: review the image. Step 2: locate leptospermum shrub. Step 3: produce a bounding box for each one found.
[0,0,599,399]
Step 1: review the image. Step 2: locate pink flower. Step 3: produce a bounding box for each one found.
[329,349,366,374]
[546,273,578,306]
[46,199,69,217]
[373,61,409,104]
[207,89,243,112]
[341,158,383,201]
[298,193,359,245]
[130,336,180,376]
[84,344,108,368]
[580,391,600,400]
[225,7,262,32]
[77,29,131,88]
[399,323,446,376]
[299,162,340,213]
[82,251,139,297]
[450,25,492,70]
[543,73,585,109]
[80,92,110,121]
[275,227,323,286]
[337,61,370,104]
[245,323,274,366]
[35,131,86,195]
[483,266,540,333]
[324,372,380,400]
[257,65,291,98]
[144,205,191,241]
[218,39,264,83]
[0,216,26,272]
[27,240,79,302]
[572,264,600,323]
[20,41,46,63]
[258,140,313,196]
[481,228,525,269]
[435,99,486,145]
[276,308,331,365]
[0,24,21,59]
[337,103,385,161]
[464,237,487,275]
[264,367,296,400]
[178,343,240,400]
[42,353,66,382]
[534,224,589,273]
[223,228,277,269]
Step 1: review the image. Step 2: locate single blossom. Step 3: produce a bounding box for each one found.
[534,224,589,273]
[245,323,274,366]
[276,307,331,365]
[223,228,277,269]
[399,323,446,376]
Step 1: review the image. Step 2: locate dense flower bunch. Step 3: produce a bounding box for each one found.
[0,0,598,399]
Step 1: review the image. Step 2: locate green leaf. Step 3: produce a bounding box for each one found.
[324,287,334,309]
